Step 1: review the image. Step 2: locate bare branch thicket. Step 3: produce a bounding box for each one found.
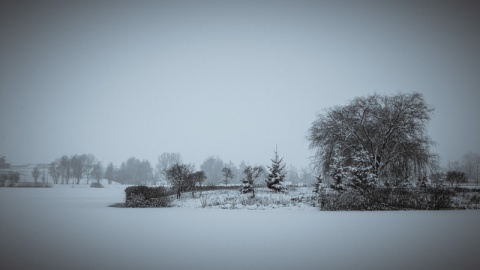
[308,92,438,186]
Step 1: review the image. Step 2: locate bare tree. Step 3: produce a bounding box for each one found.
[91,162,103,184]
[287,165,300,185]
[461,152,480,183]
[31,166,40,184]
[308,92,437,185]
[58,155,71,184]
[82,154,96,185]
[9,171,20,186]
[200,156,225,185]
[104,162,114,184]
[165,163,193,199]
[156,153,182,185]
[221,167,233,187]
[240,166,264,198]
[187,170,207,198]
[41,169,46,185]
[71,154,85,185]
[116,157,153,185]
[48,162,60,184]
[446,170,468,187]
[0,156,10,169]
[192,170,207,196]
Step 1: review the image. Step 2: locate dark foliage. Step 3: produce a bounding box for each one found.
[125,186,173,207]
[90,182,104,188]
[0,171,19,186]
[319,186,453,211]
[13,182,52,188]
[446,170,468,186]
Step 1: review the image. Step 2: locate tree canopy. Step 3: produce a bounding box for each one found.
[308,92,438,184]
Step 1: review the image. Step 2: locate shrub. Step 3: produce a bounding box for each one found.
[90,182,104,188]
[13,182,52,188]
[125,186,173,207]
[319,190,367,211]
[319,186,453,211]
[200,195,209,208]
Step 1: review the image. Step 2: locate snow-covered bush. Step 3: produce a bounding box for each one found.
[319,186,454,211]
[125,186,173,207]
[90,182,104,188]
[200,195,209,208]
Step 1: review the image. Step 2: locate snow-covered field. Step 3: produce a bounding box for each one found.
[1,185,479,270]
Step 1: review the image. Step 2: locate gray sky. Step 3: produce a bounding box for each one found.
[1,0,479,169]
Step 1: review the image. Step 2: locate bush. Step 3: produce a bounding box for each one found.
[125,186,173,207]
[90,182,104,188]
[13,182,52,188]
[319,186,453,211]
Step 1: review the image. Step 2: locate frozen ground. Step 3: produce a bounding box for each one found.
[171,186,318,210]
[1,184,479,270]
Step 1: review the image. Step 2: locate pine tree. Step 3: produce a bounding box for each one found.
[347,149,378,191]
[328,154,347,191]
[265,146,286,192]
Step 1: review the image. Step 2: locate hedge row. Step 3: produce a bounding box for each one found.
[125,186,173,208]
[319,186,453,211]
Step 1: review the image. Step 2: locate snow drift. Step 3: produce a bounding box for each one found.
[1,185,479,270]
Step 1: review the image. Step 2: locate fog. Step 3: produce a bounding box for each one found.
[1,0,479,168]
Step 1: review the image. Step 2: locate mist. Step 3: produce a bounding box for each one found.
[1,0,479,169]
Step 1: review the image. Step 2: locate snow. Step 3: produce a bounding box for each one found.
[1,185,479,270]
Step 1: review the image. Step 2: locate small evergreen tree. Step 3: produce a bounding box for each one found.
[328,149,378,192]
[265,146,286,192]
[328,154,347,191]
[347,149,378,191]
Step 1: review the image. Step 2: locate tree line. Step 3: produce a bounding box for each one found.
[41,151,316,187]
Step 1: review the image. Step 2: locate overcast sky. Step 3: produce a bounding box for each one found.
[1,0,479,169]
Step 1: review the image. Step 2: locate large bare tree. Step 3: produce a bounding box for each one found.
[308,92,438,184]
